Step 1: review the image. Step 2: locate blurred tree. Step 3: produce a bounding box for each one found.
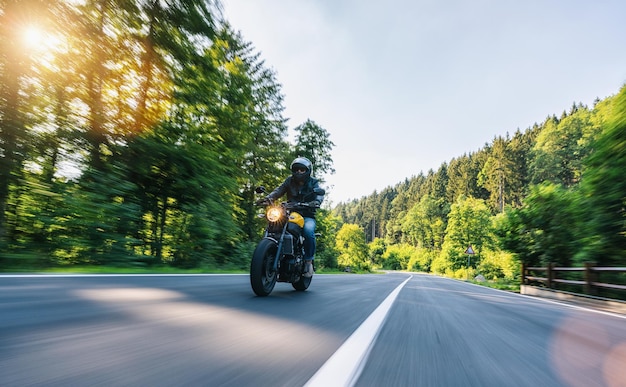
[0,0,46,242]
[124,121,238,265]
[493,207,539,267]
[131,0,219,133]
[496,183,579,267]
[2,174,65,268]
[70,0,220,170]
[202,26,290,242]
[59,165,142,266]
[577,86,626,266]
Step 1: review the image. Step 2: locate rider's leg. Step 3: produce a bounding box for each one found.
[302,217,316,277]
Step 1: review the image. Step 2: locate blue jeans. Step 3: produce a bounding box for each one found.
[303,217,316,261]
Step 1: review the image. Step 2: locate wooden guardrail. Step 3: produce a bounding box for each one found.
[522,262,626,297]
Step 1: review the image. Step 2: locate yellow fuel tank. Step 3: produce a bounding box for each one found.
[288,212,305,228]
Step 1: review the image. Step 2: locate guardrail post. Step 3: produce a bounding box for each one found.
[547,262,554,289]
[521,262,527,285]
[584,262,597,296]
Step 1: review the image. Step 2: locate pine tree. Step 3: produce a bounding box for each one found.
[293,119,336,182]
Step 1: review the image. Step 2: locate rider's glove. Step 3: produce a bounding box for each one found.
[309,200,321,208]
[256,197,272,206]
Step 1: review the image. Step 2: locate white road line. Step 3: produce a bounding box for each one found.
[520,293,626,320]
[305,275,412,387]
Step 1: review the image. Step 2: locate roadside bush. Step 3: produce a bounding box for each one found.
[381,244,415,270]
[407,247,435,272]
[478,249,518,280]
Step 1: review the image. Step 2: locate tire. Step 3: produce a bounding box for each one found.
[292,272,312,291]
[250,239,278,296]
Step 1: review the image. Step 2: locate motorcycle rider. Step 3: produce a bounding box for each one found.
[265,157,324,278]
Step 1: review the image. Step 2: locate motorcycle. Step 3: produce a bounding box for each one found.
[250,186,325,296]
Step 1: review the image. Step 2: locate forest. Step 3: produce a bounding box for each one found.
[1,1,625,290]
[333,88,626,290]
[0,0,334,270]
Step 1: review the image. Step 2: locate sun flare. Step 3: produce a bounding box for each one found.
[23,26,43,47]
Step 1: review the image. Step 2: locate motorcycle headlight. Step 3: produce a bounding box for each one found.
[266,207,283,223]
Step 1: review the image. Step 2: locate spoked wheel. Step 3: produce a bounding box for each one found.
[250,239,278,296]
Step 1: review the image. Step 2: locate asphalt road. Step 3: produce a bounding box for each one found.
[1,273,625,387]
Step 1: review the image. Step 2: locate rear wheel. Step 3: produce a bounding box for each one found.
[292,263,312,291]
[250,239,278,296]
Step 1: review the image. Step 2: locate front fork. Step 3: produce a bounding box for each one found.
[271,222,289,272]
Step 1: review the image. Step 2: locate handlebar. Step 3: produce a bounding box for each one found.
[254,198,272,206]
[287,201,318,209]
[254,199,319,209]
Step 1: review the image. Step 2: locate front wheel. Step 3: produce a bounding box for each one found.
[250,239,278,296]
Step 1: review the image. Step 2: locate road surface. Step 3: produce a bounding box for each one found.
[1,273,625,386]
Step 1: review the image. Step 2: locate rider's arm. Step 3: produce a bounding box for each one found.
[266,178,290,201]
[312,180,324,206]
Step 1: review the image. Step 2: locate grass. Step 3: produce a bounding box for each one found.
[20,265,247,275]
[468,278,520,293]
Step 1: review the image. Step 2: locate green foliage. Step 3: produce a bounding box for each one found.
[380,244,409,270]
[446,154,482,203]
[0,1,301,271]
[335,88,625,283]
[2,0,626,279]
[437,196,493,271]
[401,195,448,250]
[576,86,626,266]
[530,106,600,187]
[177,26,292,248]
[368,238,386,267]
[496,182,580,267]
[124,113,241,265]
[336,223,370,271]
[478,135,516,213]
[293,119,336,183]
[406,247,436,272]
[477,249,518,281]
[58,167,142,266]
[313,209,341,269]
[1,175,64,268]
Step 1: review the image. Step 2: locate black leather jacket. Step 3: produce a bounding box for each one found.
[267,176,324,218]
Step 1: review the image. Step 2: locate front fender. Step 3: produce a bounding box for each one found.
[263,236,279,245]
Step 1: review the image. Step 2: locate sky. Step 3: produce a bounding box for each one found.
[221,0,626,205]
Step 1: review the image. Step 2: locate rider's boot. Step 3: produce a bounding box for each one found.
[303,260,314,277]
